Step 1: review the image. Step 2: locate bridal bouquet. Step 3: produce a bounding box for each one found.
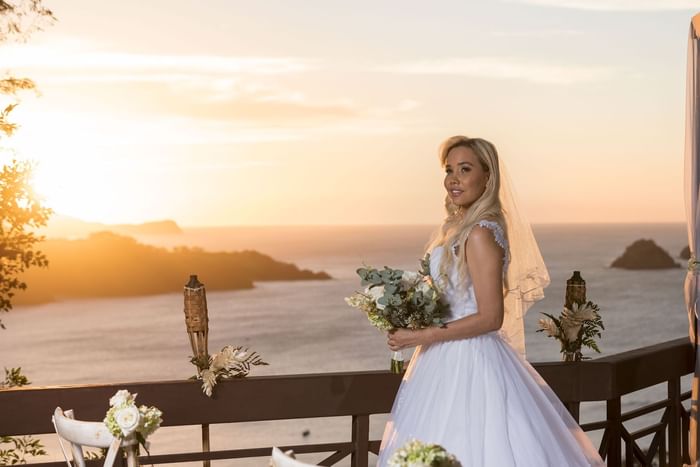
[345,254,448,373]
[537,300,604,362]
[191,345,268,397]
[103,390,162,454]
[388,439,461,467]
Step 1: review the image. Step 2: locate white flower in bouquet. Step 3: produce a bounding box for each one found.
[366,285,386,309]
[109,389,133,408]
[114,405,140,437]
[388,439,461,467]
[345,255,449,372]
[401,270,420,286]
[416,279,433,296]
[138,405,162,438]
[104,389,162,453]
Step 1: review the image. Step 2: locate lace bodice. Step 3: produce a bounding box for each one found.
[429,220,510,322]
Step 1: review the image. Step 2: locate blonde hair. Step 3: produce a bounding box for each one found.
[426,135,508,290]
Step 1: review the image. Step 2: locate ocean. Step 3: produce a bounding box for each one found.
[0,223,691,465]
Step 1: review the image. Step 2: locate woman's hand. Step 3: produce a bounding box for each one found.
[387,328,433,350]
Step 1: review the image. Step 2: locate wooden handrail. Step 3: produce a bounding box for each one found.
[0,336,694,466]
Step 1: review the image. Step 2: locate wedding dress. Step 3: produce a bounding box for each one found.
[376,220,605,467]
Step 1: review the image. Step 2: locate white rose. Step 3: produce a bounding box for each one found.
[114,405,141,437]
[401,270,419,283]
[365,286,385,309]
[109,390,133,408]
[416,281,432,295]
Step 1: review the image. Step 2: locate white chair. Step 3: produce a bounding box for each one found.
[52,407,138,467]
[269,447,321,467]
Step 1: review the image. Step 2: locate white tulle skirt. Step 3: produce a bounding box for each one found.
[376,332,605,467]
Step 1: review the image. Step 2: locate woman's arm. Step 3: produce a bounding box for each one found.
[387,224,506,350]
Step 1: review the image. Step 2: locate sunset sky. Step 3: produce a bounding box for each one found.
[1,0,697,226]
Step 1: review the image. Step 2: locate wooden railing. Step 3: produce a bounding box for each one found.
[0,337,694,467]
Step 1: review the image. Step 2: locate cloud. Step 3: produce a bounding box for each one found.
[490,29,583,38]
[379,57,614,85]
[2,40,420,140]
[0,43,314,75]
[505,0,698,11]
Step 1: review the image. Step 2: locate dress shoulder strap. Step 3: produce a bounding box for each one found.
[466,219,510,269]
[471,219,508,251]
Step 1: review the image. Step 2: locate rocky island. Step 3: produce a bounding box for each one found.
[611,239,680,270]
[681,245,691,260]
[14,231,331,305]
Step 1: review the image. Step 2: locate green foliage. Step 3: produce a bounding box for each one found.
[0,0,55,43]
[537,301,604,360]
[2,366,29,387]
[83,448,108,460]
[351,255,448,331]
[0,0,55,327]
[0,436,47,465]
[0,367,46,464]
[0,3,52,465]
[0,159,52,327]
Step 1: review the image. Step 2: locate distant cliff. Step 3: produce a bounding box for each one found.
[42,215,184,238]
[15,231,331,305]
[112,220,183,235]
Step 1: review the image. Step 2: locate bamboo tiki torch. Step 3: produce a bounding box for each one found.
[183,275,211,467]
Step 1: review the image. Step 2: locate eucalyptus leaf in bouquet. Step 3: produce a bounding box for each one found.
[345,253,449,372]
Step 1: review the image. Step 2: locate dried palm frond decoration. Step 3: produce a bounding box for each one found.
[184,275,268,397]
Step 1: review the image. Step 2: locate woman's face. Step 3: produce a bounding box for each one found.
[443,146,489,210]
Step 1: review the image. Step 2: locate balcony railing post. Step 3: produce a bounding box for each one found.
[564,401,580,422]
[202,423,211,467]
[607,397,622,467]
[669,376,682,467]
[351,414,369,467]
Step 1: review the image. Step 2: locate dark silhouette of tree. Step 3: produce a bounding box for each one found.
[0,0,55,328]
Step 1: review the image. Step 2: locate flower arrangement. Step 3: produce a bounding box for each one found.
[191,345,268,397]
[103,390,162,453]
[537,300,604,361]
[345,254,448,373]
[388,439,461,467]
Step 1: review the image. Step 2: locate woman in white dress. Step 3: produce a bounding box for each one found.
[376,136,605,467]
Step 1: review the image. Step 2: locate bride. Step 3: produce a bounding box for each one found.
[376,136,605,466]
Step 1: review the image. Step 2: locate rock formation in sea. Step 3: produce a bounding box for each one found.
[681,245,691,260]
[610,239,680,270]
